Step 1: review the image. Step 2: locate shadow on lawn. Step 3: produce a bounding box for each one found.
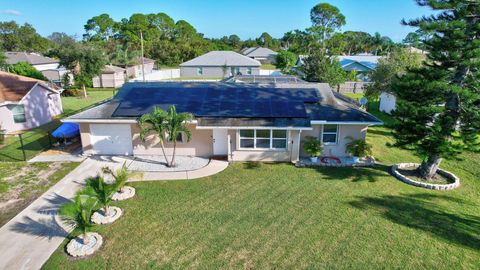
[313,164,391,183]
[349,193,480,250]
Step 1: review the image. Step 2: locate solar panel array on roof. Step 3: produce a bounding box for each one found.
[112,85,320,118]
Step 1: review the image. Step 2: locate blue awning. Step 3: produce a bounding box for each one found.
[52,123,80,138]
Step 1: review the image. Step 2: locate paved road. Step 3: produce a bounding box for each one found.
[0,157,131,270]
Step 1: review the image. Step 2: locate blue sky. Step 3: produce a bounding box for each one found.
[0,0,433,41]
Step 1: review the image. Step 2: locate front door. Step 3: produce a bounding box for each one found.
[213,129,228,155]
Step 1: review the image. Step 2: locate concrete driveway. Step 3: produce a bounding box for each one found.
[0,156,132,270]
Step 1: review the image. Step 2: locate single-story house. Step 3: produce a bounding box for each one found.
[41,67,74,87]
[5,52,60,71]
[64,82,382,162]
[92,65,126,88]
[296,54,383,82]
[0,71,62,133]
[240,47,278,64]
[180,51,261,78]
[122,57,156,79]
[336,54,383,82]
[5,52,74,87]
[379,92,396,114]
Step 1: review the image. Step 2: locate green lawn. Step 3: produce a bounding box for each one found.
[0,90,114,162]
[44,119,480,269]
[0,162,80,226]
[261,64,277,70]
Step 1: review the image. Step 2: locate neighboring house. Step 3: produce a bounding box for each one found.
[240,47,278,64]
[0,71,62,133]
[122,57,156,79]
[64,82,382,162]
[180,51,261,78]
[336,54,383,81]
[41,67,74,87]
[5,52,60,71]
[5,52,73,87]
[379,92,397,114]
[92,65,126,88]
[295,54,383,82]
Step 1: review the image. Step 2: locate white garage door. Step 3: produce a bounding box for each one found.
[90,124,133,155]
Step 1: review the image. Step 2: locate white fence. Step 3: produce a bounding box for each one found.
[259,69,282,76]
[130,69,180,82]
[336,82,372,93]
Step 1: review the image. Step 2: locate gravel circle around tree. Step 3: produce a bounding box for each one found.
[91,206,123,224]
[66,232,103,257]
[111,186,136,201]
[391,163,460,190]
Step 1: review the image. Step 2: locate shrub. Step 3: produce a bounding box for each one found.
[345,137,373,157]
[303,136,323,157]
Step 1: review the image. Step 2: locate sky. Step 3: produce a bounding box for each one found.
[0,0,434,42]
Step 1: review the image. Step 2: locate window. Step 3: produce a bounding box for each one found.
[239,129,288,150]
[246,67,252,75]
[197,67,203,75]
[322,124,338,144]
[272,130,287,149]
[230,67,240,76]
[168,133,183,143]
[12,105,26,123]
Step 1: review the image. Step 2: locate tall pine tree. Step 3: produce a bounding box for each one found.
[392,0,480,180]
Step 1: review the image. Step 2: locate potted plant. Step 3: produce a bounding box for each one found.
[303,136,323,162]
[345,137,373,163]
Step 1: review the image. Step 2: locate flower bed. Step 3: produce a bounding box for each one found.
[391,163,460,190]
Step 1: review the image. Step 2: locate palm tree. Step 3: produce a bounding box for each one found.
[101,163,130,193]
[59,194,99,245]
[165,106,193,167]
[138,107,170,166]
[84,176,116,215]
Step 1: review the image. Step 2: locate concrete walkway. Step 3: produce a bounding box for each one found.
[0,157,130,270]
[0,156,227,270]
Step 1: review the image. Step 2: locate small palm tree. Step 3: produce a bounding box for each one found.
[102,163,130,193]
[59,194,99,245]
[165,106,193,167]
[84,176,116,215]
[138,107,170,166]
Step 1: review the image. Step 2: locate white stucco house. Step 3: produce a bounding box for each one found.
[180,51,261,78]
[379,92,397,114]
[0,71,62,134]
[92,65,126,88]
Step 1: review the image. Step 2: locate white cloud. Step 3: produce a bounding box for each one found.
[1,10,22,16]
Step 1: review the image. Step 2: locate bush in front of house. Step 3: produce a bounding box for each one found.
[303,136,323,162]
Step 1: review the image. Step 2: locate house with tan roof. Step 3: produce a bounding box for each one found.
[0,71,62,133]
[92,65,126,88]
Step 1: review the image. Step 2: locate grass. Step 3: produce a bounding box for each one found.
[0,162,80,226]
[261,64,277,70]
[0,90,114,162]
[44,118,480,269]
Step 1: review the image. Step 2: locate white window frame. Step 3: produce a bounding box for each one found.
[246,67,252,75]
[238,129,288,150]
[197,67,203,75]
[321,124,339,145]
[12,104,26,123]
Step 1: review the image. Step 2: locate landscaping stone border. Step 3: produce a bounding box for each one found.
[91,206,123,224]
[66,232,103,257]
[391,163,460,190]
[111,186,135,201]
